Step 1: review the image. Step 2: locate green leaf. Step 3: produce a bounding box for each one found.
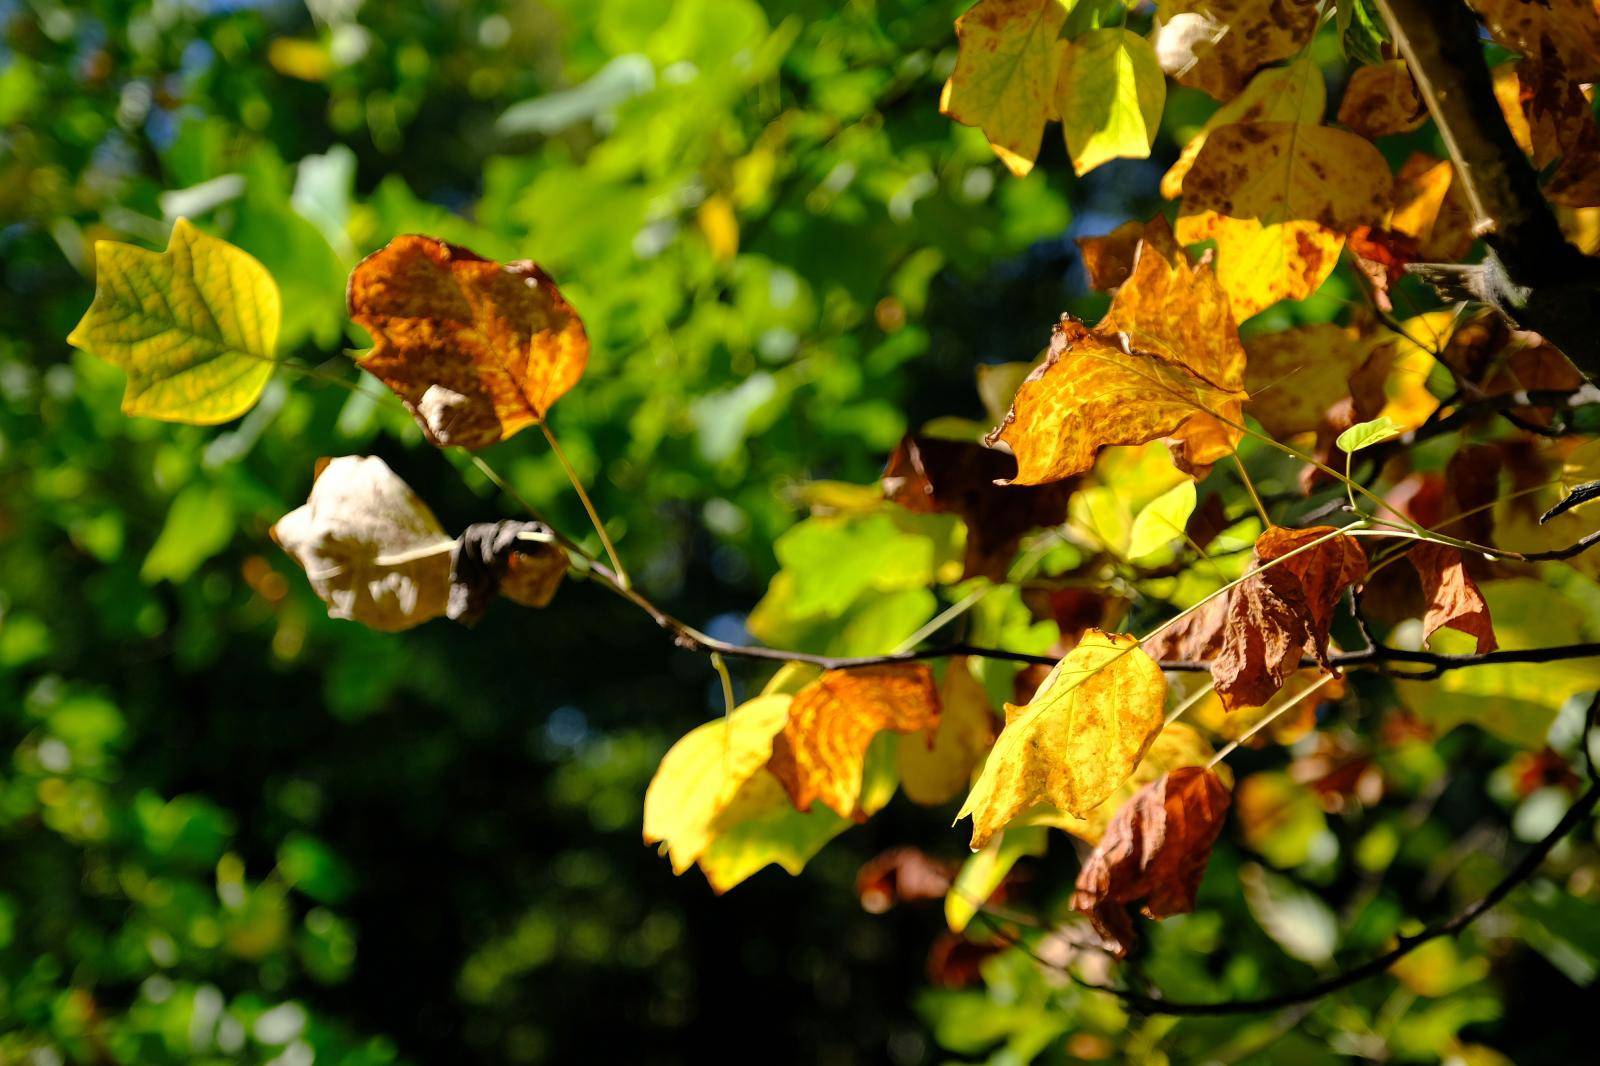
[1127,480,1198,561]
[945,825,1047,933]
[68,218,281,424]
[1337,0,1391,66]
[1336,415,1402,453]
[1241,862,1338,964]
[141,484,236,584]
[1057,28,1166,177]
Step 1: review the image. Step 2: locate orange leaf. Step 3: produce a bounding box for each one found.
[1410,542,1498,654]
[348,235,588,449]
[1076,219,1154,292]
[767,664,941,818]
[1337,60,1428,140]
[986,317,1246,485]
[1070,766,1231,957]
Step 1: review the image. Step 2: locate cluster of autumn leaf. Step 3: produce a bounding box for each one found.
[65,0,1600,963]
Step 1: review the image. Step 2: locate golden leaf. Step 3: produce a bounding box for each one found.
[958,630,1167,848]
[68,218,280,424]
[348,235,588,449]
[1243,324,1382,439]
[1173,214,1345,321]
[767,664,940,818]
[1070,766,1232,956]
[271,456,454,632]
[939,0,1070,177]
[986,317,1247,485]
[1153,0,1322,101]
[1337,60,1429,140]
[898,658,998,807]
[1161,56,1325,200]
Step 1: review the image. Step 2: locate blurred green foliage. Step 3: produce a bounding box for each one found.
[3,1,1599,1064]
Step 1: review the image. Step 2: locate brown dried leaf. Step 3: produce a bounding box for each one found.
[986,317,1247,485]
[1338,60,1429,140]
[1070,766,1232,957]
[1410,542,1498,654]
[272,456,453,632]
[1077,220,1153,293]
[1154,0,1322,101]
[856,848,957,913]
[768,664,941,818]
[1468,0,1600,83]
[882,435,1074,581]
[348,235,588,449]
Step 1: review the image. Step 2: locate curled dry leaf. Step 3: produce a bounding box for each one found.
[272,456,455,632]
[1076,219,1150,293]
[767,664,940,818]
[1153,0,1322,102]
[1410,542,1498,654]
[348,235,588,449]
[1467,0,1600,83]
[986,317,1247,485]
[882,435,1073,582]
[897,657,999,807]
[958,630,1167,848]
[855,847,957,913]
[447,519,569,624]
[938,0,1070,177]
[1337,60,1428,140]
[1070,766,1232,957]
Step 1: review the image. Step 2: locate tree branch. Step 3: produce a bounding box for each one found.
[1375,0,1600,380]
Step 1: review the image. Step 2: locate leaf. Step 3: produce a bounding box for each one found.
[958,630,1167,848]
[1161,56,1326,200]
[641,694,793,876]
[1127,481,1198,562]
[1240,861,1338,963]
[695,772,853,893]
[1211,525,1366,711]
[1177,121,1393,318]
[939,0,1071,177]
[856,848,957,913]
[447,520,568,624]
[1076,219,1150,292]
[1409,542,1497,655]
[767,664,941,817]
[1234,769,1329,867]
[67,218,280,424]
[1153,0,1323,101]
[1509,44,1600,208]
[1057,28,1166,176]
[271,456,454,632]
[1336,415,1402,454]
[1337,0,1391,65]
[1069,766,1231,957]
[347,235,589,449]
[898,658,999,807]
[1243,324,1381,439]
[1337,60,1428,139]
[1466,0,1600,83]
[945,826,1047,934]
[985,317,1247,485]
[881,435,1074,582]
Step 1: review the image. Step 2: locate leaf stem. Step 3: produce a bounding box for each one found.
[1233,454,1271,526]
[1205,673,1336,768]
[539,420,630,589]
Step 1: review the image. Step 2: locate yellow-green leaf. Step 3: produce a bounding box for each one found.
[944,826,1046,933]
[1057,28,1166,176]
[68,218,281,424]
[1335,415,1401,454]
[958,630,1167,848]
[940,0,1071,177]
[1127,480,1198,561]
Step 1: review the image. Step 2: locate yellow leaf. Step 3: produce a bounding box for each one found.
[642,694,794,875]
[1349,310,1453,431]
[958,630,1167,848]
[68,218,280,424]
[944,826,1046,933]
[1154,0,1322,101]
[898,658,998,806]
[986,318,1247,485]
[1056,28,1166,176]
[1127,480,1198,562]
[697,194,739,262]
[1337,60,1428,140]
[940,0,1070,176]
[1161,56,1325,200]
[347,235,588,449]
[696,771,853,893]
[1177,121,1392,318]
[767,664,941,817]
[271,456,454,632]
[1243,323,1382,438]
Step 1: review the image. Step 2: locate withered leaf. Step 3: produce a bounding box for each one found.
[1467,0,1600,83]
[1077,219,1158,293]
[856,847,957,913]
[882,435,1073,582]
[272,456,454,632]
[1154,0,1322,102]
[448,519,569,625]
[1337,60,1429,140]
[958,630,1167,848]
[1513,43,1600,208]
[986,317,1247,485]
[1410,542,1498,654]
[1070,766,1231,957]
[348,235,588,449]
[768,664,941,818]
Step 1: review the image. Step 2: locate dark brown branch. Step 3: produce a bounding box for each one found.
[985,697,1600,1017]
[1375,0,1600,380]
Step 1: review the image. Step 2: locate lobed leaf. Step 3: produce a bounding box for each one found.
[939,0,1070,177]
